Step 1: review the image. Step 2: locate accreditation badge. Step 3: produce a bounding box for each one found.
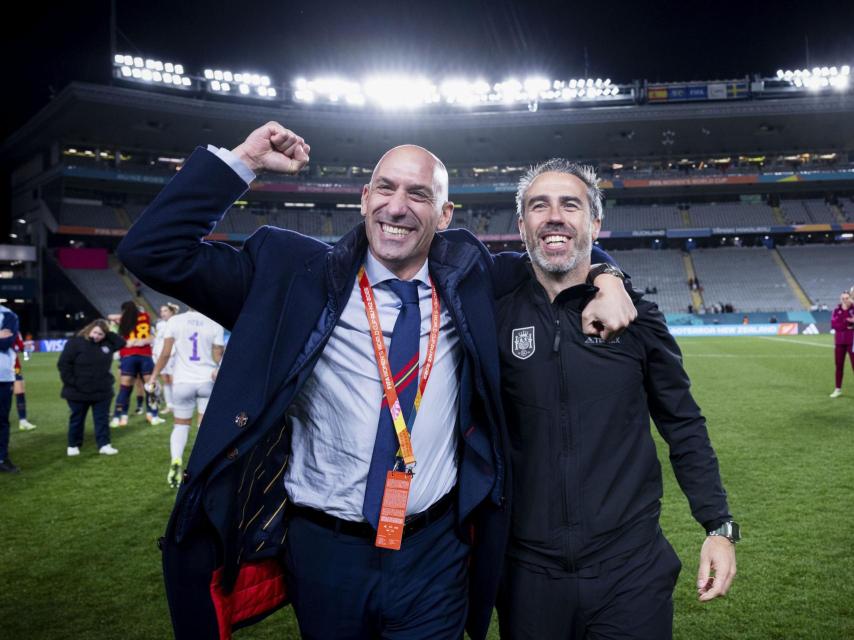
[374,471,412,550]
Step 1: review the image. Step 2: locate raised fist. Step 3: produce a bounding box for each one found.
[231,121,311,175]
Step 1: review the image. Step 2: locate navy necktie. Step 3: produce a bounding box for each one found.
[363,279,421,528]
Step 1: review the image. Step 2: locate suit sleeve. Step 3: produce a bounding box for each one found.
[117,147,270,329]
[637,303,732,531]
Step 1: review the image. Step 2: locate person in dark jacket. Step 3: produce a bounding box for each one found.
[57,319,125,456]
[496,159,739,640]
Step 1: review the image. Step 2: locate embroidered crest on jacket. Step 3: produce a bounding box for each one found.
[511,326,535,360]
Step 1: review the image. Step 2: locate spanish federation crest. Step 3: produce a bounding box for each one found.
[511,326,536,360]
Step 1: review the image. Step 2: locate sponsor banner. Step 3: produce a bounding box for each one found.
[63,166,170,185]
[669,323,799,337]
[647,81,748,103]
[0,245,37,261]
[0,278,36,299]
[451,182,517,195]
[38,339,68,352]
[57,247,108,269]
[56,225,127,237]
[667,228,711,238]
[622,175,757,188]
[630,229,667,237]
[252,181,361,195]
[757,170,854,184]
[709,226,772,235]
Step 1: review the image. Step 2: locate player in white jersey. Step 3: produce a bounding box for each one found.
[148,309,224,488]
[153,303,180,414]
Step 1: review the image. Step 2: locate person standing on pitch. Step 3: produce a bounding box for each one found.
[153,302,180,414]
[0,304,21,473]
[830,291,854,398]
[57,319,125,457]
[496,159,738,640]
[147,308,224,488]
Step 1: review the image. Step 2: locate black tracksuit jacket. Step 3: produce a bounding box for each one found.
[497,275,731,572]
[57,333,126,403]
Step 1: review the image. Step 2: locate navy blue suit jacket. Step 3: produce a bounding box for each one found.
[118,148,525,640]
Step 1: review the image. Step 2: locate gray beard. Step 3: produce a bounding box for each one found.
[524,230,591,276]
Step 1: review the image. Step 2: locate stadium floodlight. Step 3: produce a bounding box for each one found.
[294,76,365,105]
[113,53,194,90]
[439,78,490,106]
[291,72,627,110]
[775,64,851,92]
[204,67,278,100]
[362,75,440,109]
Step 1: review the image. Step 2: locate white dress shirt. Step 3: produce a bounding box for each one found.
[209,147,463,520]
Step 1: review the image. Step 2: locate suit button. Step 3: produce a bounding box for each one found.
[234,412,249,428]
[182,470,190,483]
[226,447,239,460]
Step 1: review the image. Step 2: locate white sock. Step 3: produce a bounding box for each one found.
[170,424,190,462]
[163,384,173,408]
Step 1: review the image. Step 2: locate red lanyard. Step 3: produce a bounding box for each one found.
[358,266,440,470]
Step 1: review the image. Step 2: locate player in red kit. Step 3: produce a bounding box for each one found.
[110,301,164,426]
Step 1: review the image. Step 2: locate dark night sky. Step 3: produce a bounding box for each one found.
[5,0,854,141]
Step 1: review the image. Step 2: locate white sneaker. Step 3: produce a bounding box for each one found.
[830,388,842,398]
[18,419,37,431]
[67,446,80,457]
[120,415,129,427]
[110,417,121,428]
[147,415,166,426]
[98,444,119,455]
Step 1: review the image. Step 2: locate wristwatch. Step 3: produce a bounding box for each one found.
[586,263,626,285]
[707,520,741,544]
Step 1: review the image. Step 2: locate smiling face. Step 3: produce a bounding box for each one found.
[88,326,106,342]
[518,171,601,277]
[361,145,454,280]
[842,292,852,308]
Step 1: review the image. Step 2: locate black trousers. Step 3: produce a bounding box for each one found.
[497,533,682,640]
[67,398,112,448]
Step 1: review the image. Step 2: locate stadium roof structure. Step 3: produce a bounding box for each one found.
[4,81,854,168]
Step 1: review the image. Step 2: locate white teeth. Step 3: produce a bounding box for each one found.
[381,223,411,237]
[544,235,568,245]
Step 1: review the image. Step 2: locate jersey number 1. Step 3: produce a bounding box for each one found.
[189,332,200,361]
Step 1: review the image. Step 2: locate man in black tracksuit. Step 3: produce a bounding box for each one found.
[496,160,738,639]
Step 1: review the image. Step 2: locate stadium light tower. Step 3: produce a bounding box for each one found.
[203,67,278,100]
[112,54,195,91]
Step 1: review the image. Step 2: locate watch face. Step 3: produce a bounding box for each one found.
[729,521,741,541]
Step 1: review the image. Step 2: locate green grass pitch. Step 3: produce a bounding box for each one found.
[2,335,852,639]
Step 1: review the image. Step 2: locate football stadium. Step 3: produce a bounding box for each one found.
[2,3,853,639]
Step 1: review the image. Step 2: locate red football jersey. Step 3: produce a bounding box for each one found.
[119,311,154,357]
